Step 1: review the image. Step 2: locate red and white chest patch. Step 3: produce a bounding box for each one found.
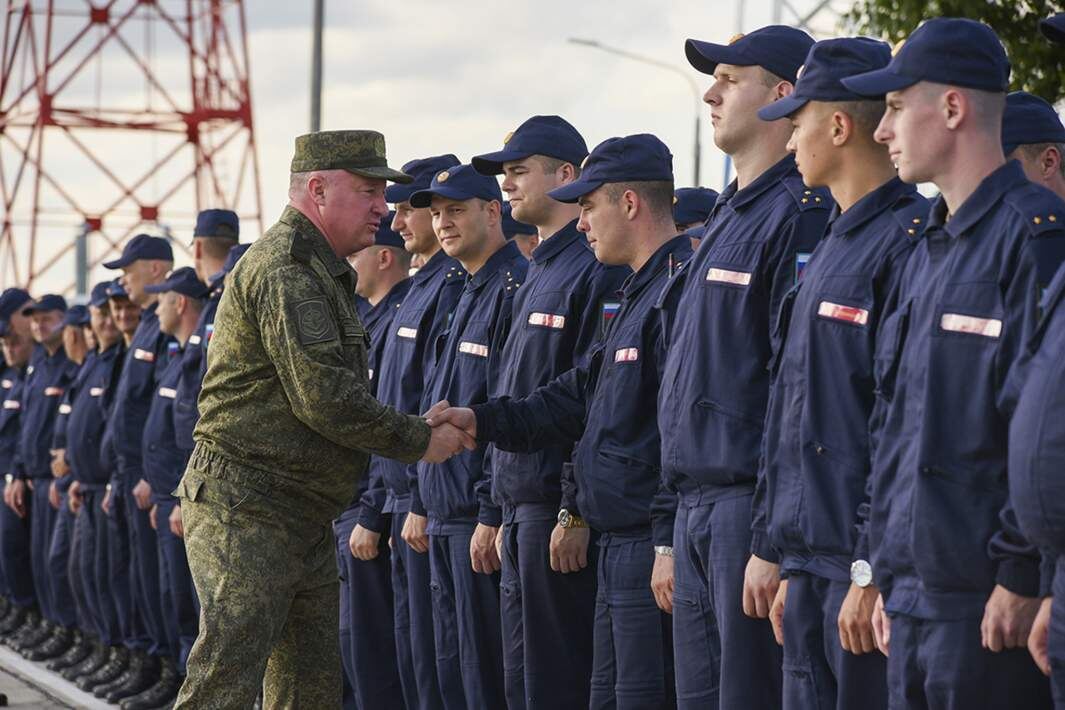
[459,341,489,358]
[706,267,751,286]
[817,301,869,325]
[528,312,566,329]
[940,313,1001,338]
[133,348,155,362]
[614,347,639,363]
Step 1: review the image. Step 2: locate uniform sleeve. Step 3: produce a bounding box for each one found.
[652,282,681,548]
[256,265,431,463]
[473,365,590,453]
[991,234,1065,595]
[356,458,389,534]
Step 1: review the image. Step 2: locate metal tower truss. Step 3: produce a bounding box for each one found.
[0,0,262,293]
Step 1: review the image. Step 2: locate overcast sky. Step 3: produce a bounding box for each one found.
[4,0,851,294]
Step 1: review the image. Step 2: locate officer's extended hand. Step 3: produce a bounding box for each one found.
[742,555,780,618]
[402,512,429,554]
[651,553,675,614]
[132,478,153,510]
[549,523,589,574]
[1028,596,1053,675]
[871,592,890,656]
[68,480,83,514]
[349,524,381,561]
[48,480,61,510]
[838,582,880,655]
[169,504,184,539]
[422,422,476,463]
[7,478,27,518]
[981,584,1041,652]
[770,579,788,645]
[425,403,477,440]
[470,523,501,574]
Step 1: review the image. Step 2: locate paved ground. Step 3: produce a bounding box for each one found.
[0,645,111,709]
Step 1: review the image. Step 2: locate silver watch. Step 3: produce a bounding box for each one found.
[850,559,873,588]
[654,545,674,558]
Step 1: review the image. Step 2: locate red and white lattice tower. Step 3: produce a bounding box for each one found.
[0,0,262,294]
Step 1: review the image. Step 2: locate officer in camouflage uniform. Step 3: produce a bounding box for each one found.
[173,130,474,709]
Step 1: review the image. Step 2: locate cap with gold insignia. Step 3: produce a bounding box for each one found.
[548,134,674,203]
[409,164,503,208]
[685,25,814,84]
[385,154,461,204]
[472,115,588,176]
[290,129,412,184]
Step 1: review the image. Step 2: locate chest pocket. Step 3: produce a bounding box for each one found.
[702,240,762,293]
[933,281,1004,344]
[523,291,569,335]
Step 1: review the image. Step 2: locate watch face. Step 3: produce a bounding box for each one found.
[851,560,873,587]
[557,510,571,527]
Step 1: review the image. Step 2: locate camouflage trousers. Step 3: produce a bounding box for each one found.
[173,468,341,709]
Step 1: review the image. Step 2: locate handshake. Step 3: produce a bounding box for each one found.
[420,400,479,463]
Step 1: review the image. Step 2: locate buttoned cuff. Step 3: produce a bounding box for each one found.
[750,530,779,565]
[996,557,1041,598]
[478,503,502,528]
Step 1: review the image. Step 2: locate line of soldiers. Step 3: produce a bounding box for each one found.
[0,212,249,709]
[3,12,1065,710]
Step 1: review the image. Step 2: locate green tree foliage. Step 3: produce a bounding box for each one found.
[845,0,1065,103]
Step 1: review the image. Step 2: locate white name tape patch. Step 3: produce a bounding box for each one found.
[940,313,1002,338]
[614,347,639,363]
[396,326,418,340]
[528,312,566,329]
[458,342,489,358]
[133,348,155,362]
[158,387,177,399]
[706,267,752,286]
[818,301,869,326]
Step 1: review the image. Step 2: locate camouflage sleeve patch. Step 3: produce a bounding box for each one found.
[294,298,338,346]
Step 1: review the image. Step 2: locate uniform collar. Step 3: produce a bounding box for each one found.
[927,160,1029,239]
[530,219,581,264]
[829,177,915,238]
[412,248,453,284]
[468,240,522,291]
[365,278,412,324]
[621,234,693,299]
[719,154,798,212]
[279,206,357,280]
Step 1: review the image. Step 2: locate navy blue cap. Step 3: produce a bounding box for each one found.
[194,209,239,239]
[548,134,674,204]
[103,233,174,269]
[385,154,461,204]
[106,279,129,300]
[89,281,112,308]
[1042,13,1065,43]
[22,294,67,315]
[1002,92,1065,155]
[409,164,503,208]
[61,305,90,328]
[673,187,719,225]
[757,38,892,121]
[502,203,537,237]
[842,18,1010,97]
[0,288,32,321]
[374,211,405,248]
[686,25,814,84]
[472,116,588,175]
[144,267,209,299]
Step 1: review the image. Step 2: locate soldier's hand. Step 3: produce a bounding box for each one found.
[838,582,879,655]
[7,478,27,518]
[68,480,83,514]
[422,399,452,422]
[981,584,1041,652]
[495,525,504,560]
[651,552,675,614]
[422,422,476,463]
[349,524,381,561]
[1028,596,1053,676]
[402,512,429,554]
[426,404,477,440]
[101,487,111,516]
[470,523,501,574]
[149,504,158,530]
[742,554,780,618]
[132,478,153,510]
[169,504,184,539]
[48,481,61,510]
[871,592,890,656]
[549,523,589,574]
[770,579,788,645]
[50,449,69,478]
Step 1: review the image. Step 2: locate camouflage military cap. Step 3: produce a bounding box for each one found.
[290,130,413,184]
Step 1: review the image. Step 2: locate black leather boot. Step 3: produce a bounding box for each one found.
[103,651,160,703]
[24,624,74,661]
[46,629,93,670]
[77,645,130,691]
[0,604,29,636]
[63,638,108,681]
[120,656,181,710]
[11,618,51,652]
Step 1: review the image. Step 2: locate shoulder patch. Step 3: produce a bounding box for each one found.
[290,232,314,264]
[600,298,622,338]
[294,298,337,346]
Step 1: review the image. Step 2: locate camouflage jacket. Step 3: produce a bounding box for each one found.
[190,206,431,524]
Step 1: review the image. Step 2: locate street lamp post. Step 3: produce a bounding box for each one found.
[568,38,703,186]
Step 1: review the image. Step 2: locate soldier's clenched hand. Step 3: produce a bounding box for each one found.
[349,524,381,561]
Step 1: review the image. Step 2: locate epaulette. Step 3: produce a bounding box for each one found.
[891,194,931,239]
[781,173,831,212]
[1006,183,1065,238]
[289,231,314,264]
[444,265,466,281]
[504,268,522,294]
